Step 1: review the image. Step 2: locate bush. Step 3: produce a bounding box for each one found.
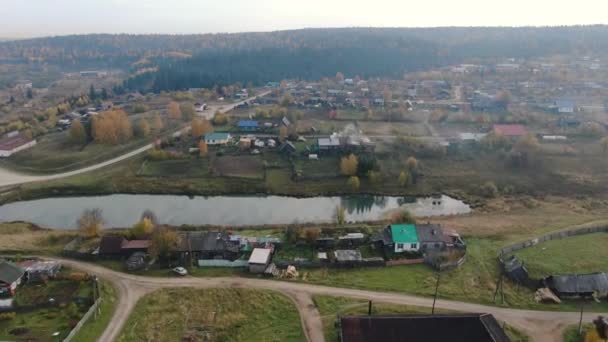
[68,272,89,281]
[0,312,16,321]
[480,181,499,198]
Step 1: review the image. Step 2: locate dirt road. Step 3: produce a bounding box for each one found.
[53,258,600,342]
[0,91,270,188]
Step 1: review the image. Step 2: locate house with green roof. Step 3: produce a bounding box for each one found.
[0,260,25,296]
[204,132,232,145]
[390,224,420,253]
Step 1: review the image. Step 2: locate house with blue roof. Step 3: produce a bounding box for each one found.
[237,120,259,131]
[204,132,232,145]
[554,99,575,113]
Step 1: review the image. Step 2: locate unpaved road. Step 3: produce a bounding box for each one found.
[0,91,270,188]
[53,258,602,342]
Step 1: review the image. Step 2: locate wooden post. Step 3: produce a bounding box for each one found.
[368,300,372,315]
[578,301,585,336]
[432,268,441,315]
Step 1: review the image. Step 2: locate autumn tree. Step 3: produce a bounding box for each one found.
[191,118,213,138]
[405,157,419,184]
[69,120,87,144]
[153,114,164,131]
[347,176,361,191]
[150,226,178,260]
[92,110,132,145]
[335,72,345,82]
[180,103,195,121]
[367,170,381,184]
[303,228,322,243]
[135,118,151,138]
[198,140,208,157]
[77,208,103,238]
[213,112,228,125]
[389,209,416,224]
[398,171,410,187]
[141,209,159,225]
[131,218,155,238]
[340,154,358,176]
[279,126,288,141]
[168,101,181,120]
[280,94,294,107]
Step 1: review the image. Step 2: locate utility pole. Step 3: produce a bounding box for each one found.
[368,300,372,315]
[431,268,441,315]
[578,301,585,336]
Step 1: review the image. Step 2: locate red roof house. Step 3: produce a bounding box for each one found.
[493,124,528,137]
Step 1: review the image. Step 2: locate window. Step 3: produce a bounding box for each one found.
[410,243,417,249]
[396,243,404,249]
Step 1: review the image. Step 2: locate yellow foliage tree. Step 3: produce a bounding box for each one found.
[69,120,87,145]
[77,208,103,238]
[199,140,208,157]
[136,118,151,138]
[92,110,132,145]
[150,226,178,260]
[180,103,195,121]
[398,171,410,187]
[131,218,154,237]
[347,176,360,191]
[168,101,181,120]
[154,114,164,131]
[279,126,288,141]
[340,154,358,176]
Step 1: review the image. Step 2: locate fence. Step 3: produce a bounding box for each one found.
[499,224,608,256]
[63,280,101,342]
[386,258,425,266]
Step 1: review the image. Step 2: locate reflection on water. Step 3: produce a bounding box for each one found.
[0,194,471,229]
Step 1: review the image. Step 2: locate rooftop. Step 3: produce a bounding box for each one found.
[204,132,231,140]
[339,314,510,342]
[249,248,272,264]
[493,124,527,137]
[0,134,34,151]
[237,120,259,127]
[0,260,25,285]
[390,224,418,244]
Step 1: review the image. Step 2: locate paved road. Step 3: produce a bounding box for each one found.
[53,258,602,342]
[0,91,270,188]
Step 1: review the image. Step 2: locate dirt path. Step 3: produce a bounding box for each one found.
[0,92,270,188]
[52,258,604,342]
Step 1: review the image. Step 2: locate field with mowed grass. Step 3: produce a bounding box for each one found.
[312,296,529,342]
[0,222,74,254]
[513,232,608,279]
[117,288,305,342]
[211,155,265,179]
[139,159,210,178]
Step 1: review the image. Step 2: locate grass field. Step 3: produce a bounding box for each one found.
[0,222,75,254]
[312,295,529,342]
[117,288,305,342]
[514,232,608,279]
[294,157,339,178]
[139,159,210,178]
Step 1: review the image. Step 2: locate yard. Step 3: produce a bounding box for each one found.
[211,155,265,179]
[312,295,528,342]
[0,275,94,341]
[117,288,305,342]
[294,156,340,178]
[513,232,608,279]
[139,159,210,178]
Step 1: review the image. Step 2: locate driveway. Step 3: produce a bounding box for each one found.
[54,258,599,342]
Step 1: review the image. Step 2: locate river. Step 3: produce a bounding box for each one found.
[0,194,470,229]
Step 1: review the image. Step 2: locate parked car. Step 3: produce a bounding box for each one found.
[172,267,188,276]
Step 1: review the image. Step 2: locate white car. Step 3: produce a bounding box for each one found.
[172,267,188,276]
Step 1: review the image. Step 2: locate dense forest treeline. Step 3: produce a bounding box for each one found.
[3,26,608,90]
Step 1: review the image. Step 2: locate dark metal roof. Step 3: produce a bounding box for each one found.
[175,232,239,253]
[545,273,608,294]
[340,314,511,342]
[0,261,25,285]
[99,235,126,255]
[416,224,445,243]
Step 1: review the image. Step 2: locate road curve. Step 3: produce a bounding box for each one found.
[0,91,270,188]
[53,258,602,342]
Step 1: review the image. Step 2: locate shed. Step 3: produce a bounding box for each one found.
[204,133,232,145]
[493,124,527,138]
[279,141,297,154]
[0,261,25,296]
[248,248,272,273]
[334,250,362,263]
[18,260,62,283]
[99,235,126,256]
[544,273,608,298]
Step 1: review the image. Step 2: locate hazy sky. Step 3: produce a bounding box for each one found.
[2,0,607,38]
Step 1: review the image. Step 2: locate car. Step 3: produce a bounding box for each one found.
[172,267,188,276]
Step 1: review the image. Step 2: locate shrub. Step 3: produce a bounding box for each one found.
[480,181,499,198]
[68,272,89,282]
[0,312,16,321]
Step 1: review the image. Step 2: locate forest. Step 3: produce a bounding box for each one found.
[3,26,608,90]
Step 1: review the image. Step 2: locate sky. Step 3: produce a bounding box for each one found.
[1,0,608,38]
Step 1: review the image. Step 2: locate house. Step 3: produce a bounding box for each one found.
[317,136,341,152]
[339,314,510,342]
[279,141,296,154]
[0,261,25,296]
[237,120,259,131]
[543,273,608,299]
[493,124,527,138]
[174,231,240,265]
[554,99,575,113]
[99,235,127,257]
[0,133,37,157]
[204,133,232,145]
[390,224,420,253]
[17,260,62,283]
[415,223,448,252]
[121,240,151,255]
[248,248,272,273]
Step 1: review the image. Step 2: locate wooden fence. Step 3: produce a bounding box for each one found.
[63,280,100,342]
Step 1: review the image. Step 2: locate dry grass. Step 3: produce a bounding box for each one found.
[0,222,75,254]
